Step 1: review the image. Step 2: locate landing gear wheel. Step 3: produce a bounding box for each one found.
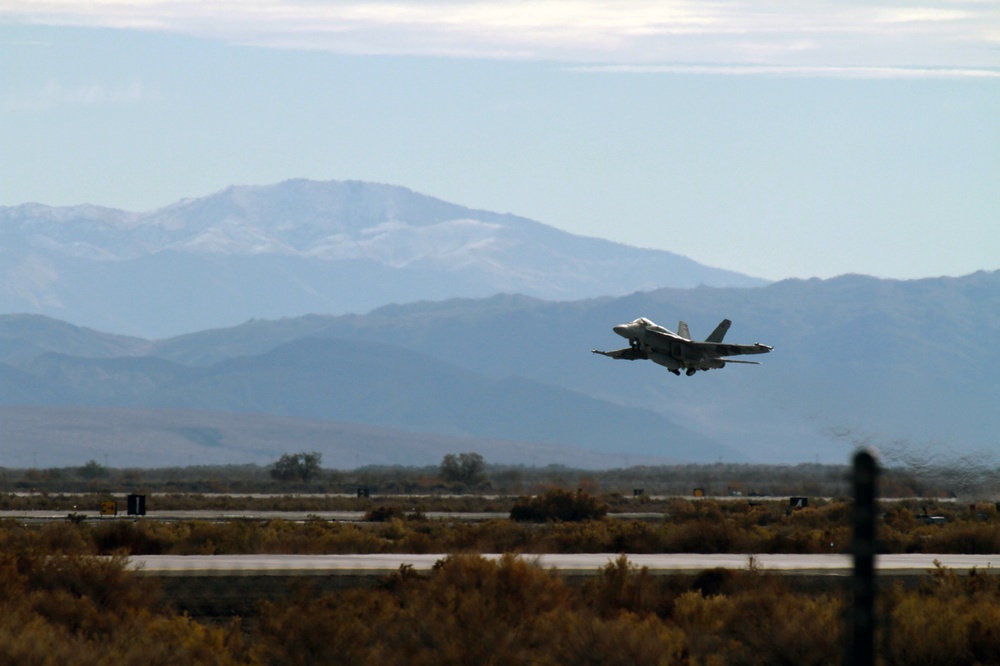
[686,368,697,376]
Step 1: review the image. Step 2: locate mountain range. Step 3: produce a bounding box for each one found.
[1,270,997,469]
[0,180,763,338]
[1,180,995,470]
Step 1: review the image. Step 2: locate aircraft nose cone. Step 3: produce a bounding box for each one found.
[613,324,630,337]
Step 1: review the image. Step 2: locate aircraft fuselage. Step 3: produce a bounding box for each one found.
[595,317,771,376]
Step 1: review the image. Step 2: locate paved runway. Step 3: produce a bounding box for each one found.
[0,510,662,522]
[0,510,508,521]
[128,553,1000,577]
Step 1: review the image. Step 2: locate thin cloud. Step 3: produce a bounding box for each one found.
[2,0,998,75]
[3,80,152,112]
[574,64,1000,79]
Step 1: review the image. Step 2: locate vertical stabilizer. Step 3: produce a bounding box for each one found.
[678,321,691,340]
[706,319,731,343]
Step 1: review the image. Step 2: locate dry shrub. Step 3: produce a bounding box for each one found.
[673,589,733,656]
[544,519,616,553]
[7,534,999,665]
[837,564,1000,665]
[365,505,404,522]
[266,554,874,664]
[255,554,688,666]
[510,489,608,522]
[663,520,747,553]
[90,519,171,555]
[398,529,434,554]
[554,612,685,666]
[672,577,844,665]
[0,546,253,665]
[584,554,663,618]
[918,523,1000,554]
[476,519,533,553]
[720,586,844,665]
[609,519,663,553]
[264,520,387,554]
[8,497,1000,558]
[690,567,738,597]
[886,567,1000,665]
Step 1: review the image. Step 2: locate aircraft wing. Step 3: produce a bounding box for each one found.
[592,347,648,361]
[643,328,684,349]
[692,341,773,357]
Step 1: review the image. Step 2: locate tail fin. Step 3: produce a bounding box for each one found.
[706,319,731,343]
[678,321,691,340]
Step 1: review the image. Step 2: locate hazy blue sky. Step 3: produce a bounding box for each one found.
[2,1,997,280]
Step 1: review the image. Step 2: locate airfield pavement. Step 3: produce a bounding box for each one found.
[128,552,1000,578]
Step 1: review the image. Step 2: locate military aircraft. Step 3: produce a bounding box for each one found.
[593,317,772,376]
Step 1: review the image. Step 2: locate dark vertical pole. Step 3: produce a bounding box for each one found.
[848,449,878,666]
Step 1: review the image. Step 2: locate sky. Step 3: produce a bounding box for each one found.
[1,1,998,281]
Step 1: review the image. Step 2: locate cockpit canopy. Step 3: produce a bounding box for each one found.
[634,317,671,335]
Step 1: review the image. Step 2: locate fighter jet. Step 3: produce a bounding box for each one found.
[593,317,772,376]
